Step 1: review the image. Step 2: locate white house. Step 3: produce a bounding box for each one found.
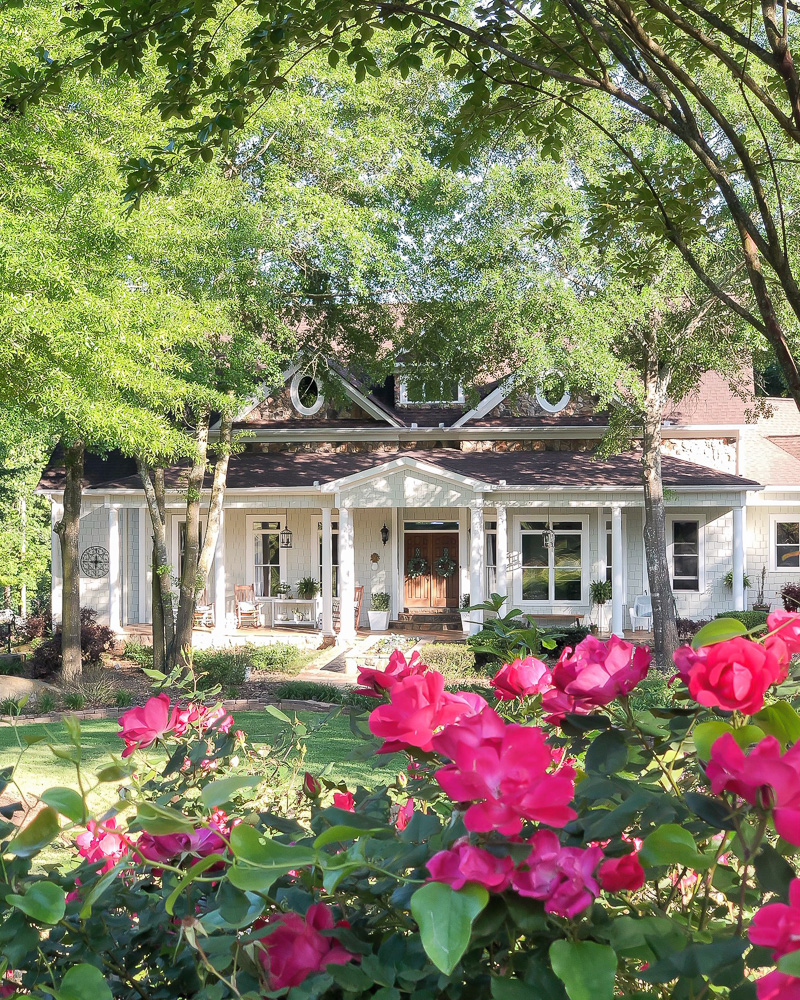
[37,368,800,643]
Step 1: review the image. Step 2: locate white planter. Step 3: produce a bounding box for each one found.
[460,613,471,632]
[368,610,391,631]
[595,604,610,632]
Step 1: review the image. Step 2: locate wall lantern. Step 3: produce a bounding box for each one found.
[380,523,390,546]
[543,521,556,551]
[280,524,293,549]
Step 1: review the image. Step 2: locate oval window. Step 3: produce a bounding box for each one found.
[535,371,571,413]
[290,372,325,416]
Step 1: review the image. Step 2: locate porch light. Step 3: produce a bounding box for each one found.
[543,522,556,551]
[381,523,389,546]
[280,524,293,549]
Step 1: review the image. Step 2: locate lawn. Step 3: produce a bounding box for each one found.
[0,710,380,802]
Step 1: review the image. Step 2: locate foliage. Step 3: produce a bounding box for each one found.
[589,580,612,606]
[716,611,769,633]
[0,656,25,677]
[30,608,114,680]
[274,680,343,704]
[15,605,52,643]
[191,648,250,691]
[62,691,87,710]
[540,626,593,659]
[467,594,557,664]
[724,571,753,591]
[782,583,800,612]
[370,592,390,613]
[34,692,56,714]
[297,577,321,600]
[677,618,714,641]
[122,641,155,668]
[416,643,477,681]
[245,642,310,676]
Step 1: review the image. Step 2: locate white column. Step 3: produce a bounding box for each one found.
[321,507,334,636]
[51,500,63,625]
[611,505,624,637]
[138,508,149,625]
[469,505,485,635]
[733,505,745,612]
[495,504,508,597]
[459,508,470,601]
[213,508,227,639]
[338,505,356,643]
[108,505,123,633]
[390,507,400,621]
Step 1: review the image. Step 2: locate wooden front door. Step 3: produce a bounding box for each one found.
[404,533,459,609]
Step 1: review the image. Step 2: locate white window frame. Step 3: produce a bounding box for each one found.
[514,514,588,606]
[245,515,288,595]
[170,516,206,583]
[397,377,465,406]
[770,514,800,573]
[667,516,705,593]
[318,519,340,597]
[290,371,325,416]
[485,518,497,597]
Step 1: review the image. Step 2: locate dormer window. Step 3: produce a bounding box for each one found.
[290,372,325,416]
[398,377,464,405]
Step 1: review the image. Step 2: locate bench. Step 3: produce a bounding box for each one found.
[525,612,584,628]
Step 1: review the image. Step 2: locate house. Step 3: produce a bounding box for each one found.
[37,367,800,642]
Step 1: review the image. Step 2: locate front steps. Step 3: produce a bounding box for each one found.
[391,609,464,634]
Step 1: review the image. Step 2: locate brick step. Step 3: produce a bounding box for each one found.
[390,620,465,633]
[398,611,461,623]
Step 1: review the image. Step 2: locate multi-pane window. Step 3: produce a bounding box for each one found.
[253,521,281,596]
[605,519,613,585]
[520,520,583,602]
[485,521,497,596]
[318,521,340,596]
[776,521,800,569]
[672,521,700,591]
[399,379,463,404]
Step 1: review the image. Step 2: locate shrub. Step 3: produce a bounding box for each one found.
[34,691,56,714]
[245,642,307,675]
[0,654,25,676]
[193,648,249,690]
[782,581,800,611]
[63,691,87,710]
[14,605,52,642]
[418,642,477,680]
[74,668,118,706]
[274,680,343,703]
[540,624,592,658]
[715,609,769,632]
[31,608,114,679]
[114,690,133,708]
[370,592,390,612]
[0,697,20,716]
[676,617,713,640]
[123,641,154,667]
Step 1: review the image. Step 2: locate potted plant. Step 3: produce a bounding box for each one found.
[590,579,612,632]
[293,610,306,623]
[274,582,291,600]
[723,569,752,592]
[296,576,320,600]
[754,565,771,612]
[368,592,391,631]
[459,594,471,633]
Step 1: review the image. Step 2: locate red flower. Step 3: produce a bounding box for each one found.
[256,902,358,990]
[76,817,128,873]
[707,734,800,845]
[750,880,800,1000]
[136,827,226,867]
[368,671,486,754]
[356,649,427,698]
[332,791,355,812]
[303,772,322,799]
[492,656,553,701]
[395,797,415,830]
[433,707,576,835]
[682,636,783,714]
[768,610,800,656]
[755,971,800,1000]
[511,830,602,919]
[542,635,650,721]
[118,695,181,757]
[427,838,514,892]
[598,852,645,892]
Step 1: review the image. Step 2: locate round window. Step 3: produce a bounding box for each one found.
[290,372,325,416]
[535,371,571,413]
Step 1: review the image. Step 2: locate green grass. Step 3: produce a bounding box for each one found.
[0,711,376,801]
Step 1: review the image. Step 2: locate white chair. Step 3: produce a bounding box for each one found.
[629,594,652,631]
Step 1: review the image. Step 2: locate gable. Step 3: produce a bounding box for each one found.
[239,384,385,426]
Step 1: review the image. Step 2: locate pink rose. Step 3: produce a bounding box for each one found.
[755,971,800,1000]
[136,827,225,867]
[118,694,181,757]
[684,636,783,714]
[511,830,602,919]
[368,671,484,754]
[332,791,355,811]
[427,839,514,892]
[76,817,128,873]
[303,772,322,799]
[492,656,553,701]
[543,635,650,721]
[768,610,800,656]
[598,853,645,892]
[256,903,358,990]
[395,797,415,830]
[356,649,427,698]
[750,880,800,1000]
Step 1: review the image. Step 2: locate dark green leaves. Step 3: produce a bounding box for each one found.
[57,963,113,1000]
[640,824,712,870]
[550,941,617,1000]
[410,882,488,974]
[6,881,66,924]
[8,805,60,856]
[40,786,87,823]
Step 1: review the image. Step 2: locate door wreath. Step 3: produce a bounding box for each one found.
[435,547,457,578]
[406,547,429,578]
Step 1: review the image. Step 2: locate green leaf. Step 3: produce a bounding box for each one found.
[95,764,130,782]
[550,940,617,1000]
[585,729,628,774]
[200,775,261,808]
[754,844,795,901]
[57,963,113,1000]
[693,722,765,761]
[6,881,66,924]
[166,854,225,915]
[753,702,800,747]
[640,824,712,870]
[778,952,800,978]
[63,714,81,745]
[8,806,61,856]
[692,618,747,648]
[79,862,124,918]
[491,977,533,999]
[315,813,390,847]
[264,704,291,724]
[40,786,87,823]
[136,802,195,834]
[230,824,315,870]
[410,882,488,975]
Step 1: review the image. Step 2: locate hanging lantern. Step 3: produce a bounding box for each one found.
[543,521,556,551]
[380,523,389,546]
[280,524,293,549]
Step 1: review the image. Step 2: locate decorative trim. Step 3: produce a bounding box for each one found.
[535,371,571,413]
[290,372,325,416]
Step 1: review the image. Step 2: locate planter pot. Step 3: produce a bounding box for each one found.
[753,603,771,612]
[460,613,471,632]
[368,610,391,631]
[595,604,610,632]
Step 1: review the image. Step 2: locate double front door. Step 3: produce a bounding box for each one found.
[404,532,459,608]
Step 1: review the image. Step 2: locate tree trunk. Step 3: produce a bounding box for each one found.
[19,495,27,619]
[640,358,680,672]
[54,440,84,682]
[196,407,234,583]
[137,460,175,669]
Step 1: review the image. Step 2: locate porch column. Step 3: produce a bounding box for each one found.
[108,505,123,633]
[495,504,508,597]
[138,508,149,624]
[733,505,745,612]
[339,505,357,643]
[321,507,334,636]
[610,505,624,637]
[213,509,227,638]
[51,500,63,624]
[469,504,485,635]
[458,509,470,601]
[390,507,400,621]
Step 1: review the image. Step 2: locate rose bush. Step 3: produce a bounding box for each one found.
[3,617,800,998]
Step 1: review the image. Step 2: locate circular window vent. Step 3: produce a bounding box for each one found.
[535,371,571,413]
[290,372,325,416]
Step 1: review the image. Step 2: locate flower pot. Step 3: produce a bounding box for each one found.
[595,604,610,632]
[753,603,771,612]
[368,610,390,631]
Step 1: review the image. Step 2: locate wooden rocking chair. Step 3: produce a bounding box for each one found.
[192,589,215,629]
[234,585,260,629]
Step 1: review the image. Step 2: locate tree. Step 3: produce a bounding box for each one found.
[11,1,800,411]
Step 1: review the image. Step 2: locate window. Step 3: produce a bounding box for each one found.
[672,521,700,591]
[398,378,464,405]
[520,520,583,602]
[253,521,281,596]
[775,520,800,570]
[485,520,497,596]
[404,520,459,532]
[318,521,340,596]
[605,519,613,585]
[290,372,324,416]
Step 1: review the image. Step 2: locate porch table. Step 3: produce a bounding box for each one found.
[525,612,584,628]
[255,597,321,629]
